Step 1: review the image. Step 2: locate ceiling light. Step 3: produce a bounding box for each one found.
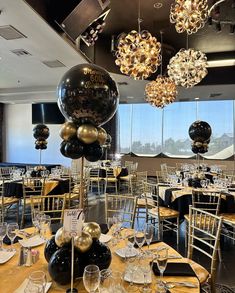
[195,97,200,100]
[168,48,208,88]
[115,30,161,80]
[170,0,208,34]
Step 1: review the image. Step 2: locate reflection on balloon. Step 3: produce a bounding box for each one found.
[77,124,98,144]
[65,138,84,159]
[59,122,77,141]
[55,228,71,247]
[83,222,101,240]
[84,142,103,162]
[57,63,119,126]
[74,231,93,253]
[97,127,107,145]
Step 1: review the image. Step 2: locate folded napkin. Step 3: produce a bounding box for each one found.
[14,279,52,293]
[99,233,112,243]
[3,235,22,245]
[152,262,196,277]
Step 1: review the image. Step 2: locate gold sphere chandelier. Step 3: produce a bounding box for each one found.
[167,48,208,88]
[145,76,178,108]
[170,0,209,34]
[115,30,161,80]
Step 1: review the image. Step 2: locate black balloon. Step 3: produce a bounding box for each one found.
[191,145,199,154]
[64,138,84,159]
[82,240,112,271]
[33,124,50,139]
[44,236,60,263]
[84,141,103,162]
[48,247,83,285]
[57,63,119,126]
[105,134,112,145]
[60,141,69,157]
[188,121,212,142]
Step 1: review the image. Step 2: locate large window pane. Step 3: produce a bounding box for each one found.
[131,104,162,155]
[163,102,197,157]
[198,100,234,159]
[118,104,132,154]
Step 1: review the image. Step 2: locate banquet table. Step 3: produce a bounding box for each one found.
[0,228,202,293]
[2,178,70,198]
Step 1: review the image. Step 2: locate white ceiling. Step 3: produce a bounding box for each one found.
[0,0,234,105]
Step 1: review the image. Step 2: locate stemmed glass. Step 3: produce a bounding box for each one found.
[134,227,146,256]
[154,247,168,282]
[39,214,51,240]
[32,209,41,235]
[125,252,139,292]
[145,224,154,253]
[83,264,100,293]
[28,271,47,293]
[139,254,152,293]
[7,222,19,251]
[0,222,7,251]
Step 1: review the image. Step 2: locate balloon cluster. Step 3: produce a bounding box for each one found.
[59,122,109,162]
[45,222,112,285]
[57,63,119,162]
[188,121,212,154]
[33,124,50,150]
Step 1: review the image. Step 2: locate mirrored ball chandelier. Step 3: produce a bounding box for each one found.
[145,76,178,108]
[170,0,208,34]
[167,48,208,88]
[115,30,161,80]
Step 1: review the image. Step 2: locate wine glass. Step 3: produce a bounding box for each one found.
[145,224,154,253]
[7,222,19,251]
[134,227,146,255]
[83,264,100,293]
[154,247,168,281]
[139,254,152,293]
[40,214,51,240]
[0,222,7,251]
[28,271,47,293]
[32,209,41,235]
[124,252,139,293]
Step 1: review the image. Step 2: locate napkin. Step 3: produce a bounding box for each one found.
[18,235,45,248]
[152,262,196,277]
[14,279,52,293]
[3,235,22,245]
[99,233,112,243]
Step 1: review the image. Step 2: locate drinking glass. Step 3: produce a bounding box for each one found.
[154,247,168,280]
[24,283,41,293]
[139,254,152,293]
[125,253,139,293]
[28,271,47,293]
[134,227,145,255]
[32,209,41,235]
[100,269,112,292]
[7,222,19,251]
[83,264,100,293]
[40,214,51,239]
[0,222,7,251]
[145,224,154,253]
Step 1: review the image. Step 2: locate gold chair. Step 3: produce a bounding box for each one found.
[105,193,137,228]
[21,177,45,227]
[0,180,19,223]
[89,168,104,196]
[104,169,118,194]
[144,182,180,244]
[30,194,66,223]
[187,206,222,293]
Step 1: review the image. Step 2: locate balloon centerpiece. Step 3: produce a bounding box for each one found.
[32,124,50,175]
[45,222,111,286]
[188,120,212,154]
[57,63,119,208]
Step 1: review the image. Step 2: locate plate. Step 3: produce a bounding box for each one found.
[124,267,152,284]
[115,247,138,258]
[99,234,112,243]
[18,235,45,248]
[14,279,52,293]
[0,250,16,264]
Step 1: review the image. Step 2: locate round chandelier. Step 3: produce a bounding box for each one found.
[167,48,208,88]
[170,0,208,34]
[145,76,178,108]
[115,30,161,80]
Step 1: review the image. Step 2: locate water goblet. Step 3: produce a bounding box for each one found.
[28,271,47,293]
[7,222,19,251]
[0,222,7,251]
[83,264,100,293]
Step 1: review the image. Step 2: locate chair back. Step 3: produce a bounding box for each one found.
[187,206,222,292]
[124,161,133,167]
[22,177,45,198]
[143,181,159,209]
[89,168,100,179]
[106,169,116,179]
[105,194,137,228]
[31,194,66,222]
[192,189,221,215]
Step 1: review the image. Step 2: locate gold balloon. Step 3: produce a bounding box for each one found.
[97,127,107,146]
[55,227,71,247]
[77,124,98,144]
[74,231,93,253]
[59,122,77,141]
[83,222,101,240]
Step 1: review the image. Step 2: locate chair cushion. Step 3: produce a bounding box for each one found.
[149,206,179,218]
[220,213,235,225]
